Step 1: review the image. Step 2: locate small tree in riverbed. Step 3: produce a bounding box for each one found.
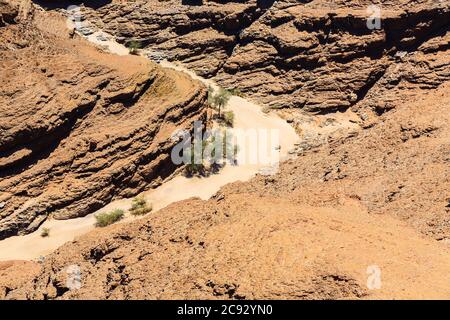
[209,87,232,118]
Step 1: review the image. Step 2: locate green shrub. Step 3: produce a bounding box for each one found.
[127,40,142,55]
[228,87,243,97]
[184,145,206,176]
[95,209,124,227]
[184,130,238,177]
[209,87,232,118]
[207,85,215,105]
[221,130,238,164]
[41,227,50,238]
[223,111,235,127]
[185,163,204,176]
[129,196,152,216]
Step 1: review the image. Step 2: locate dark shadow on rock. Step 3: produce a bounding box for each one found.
[32,0,112,10]
[182,0,203,5]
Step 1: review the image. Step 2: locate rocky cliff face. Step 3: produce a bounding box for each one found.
[5,80,450,300]
[0,0,208,239]
[79,0,449,114]
[1,0,450,300]
[73,0,449,240]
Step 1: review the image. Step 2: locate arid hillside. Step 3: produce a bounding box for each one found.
[4,83,450,300]
[72,0,450,238]
[0,0,449,300]
[0,0,208,239]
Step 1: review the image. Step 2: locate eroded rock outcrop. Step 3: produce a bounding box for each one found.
[0,0,208,239]
[5,82,450,300]
[0,260,40,299]
[73,0,449,114]
[69,0,449,238]
[1,0,449,300]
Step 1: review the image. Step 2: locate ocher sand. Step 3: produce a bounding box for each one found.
[0,31,298,261]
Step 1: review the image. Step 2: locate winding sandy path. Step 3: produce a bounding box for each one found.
[0,31,299,261]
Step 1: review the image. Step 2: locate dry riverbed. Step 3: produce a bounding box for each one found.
[0,31,299,261]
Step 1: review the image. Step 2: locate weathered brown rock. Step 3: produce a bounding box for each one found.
[76,0,449,113]
[1,0,449,300]
[0,260,40,298]
[0,1,208,239]
[6,83,450,300]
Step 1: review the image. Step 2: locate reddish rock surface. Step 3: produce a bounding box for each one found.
[0,0,449,300]
[0,0,208,239]
[79,0,449,112]
[6,83,450,300]
[0,260,40,299]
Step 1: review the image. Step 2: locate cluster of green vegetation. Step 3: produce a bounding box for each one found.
[208,86,237,127]
[208,87,231,118]
[127,40,142,55]
[129,196,152,216]
[184,86,242,176]
[184,130,238,176]
[40,227,50,238]
[228,87,243,97]
[185,160,206,177]
[223,111,235,127]
[95,209,124,227]
[184,139,209,176]
[223,132,239,165]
